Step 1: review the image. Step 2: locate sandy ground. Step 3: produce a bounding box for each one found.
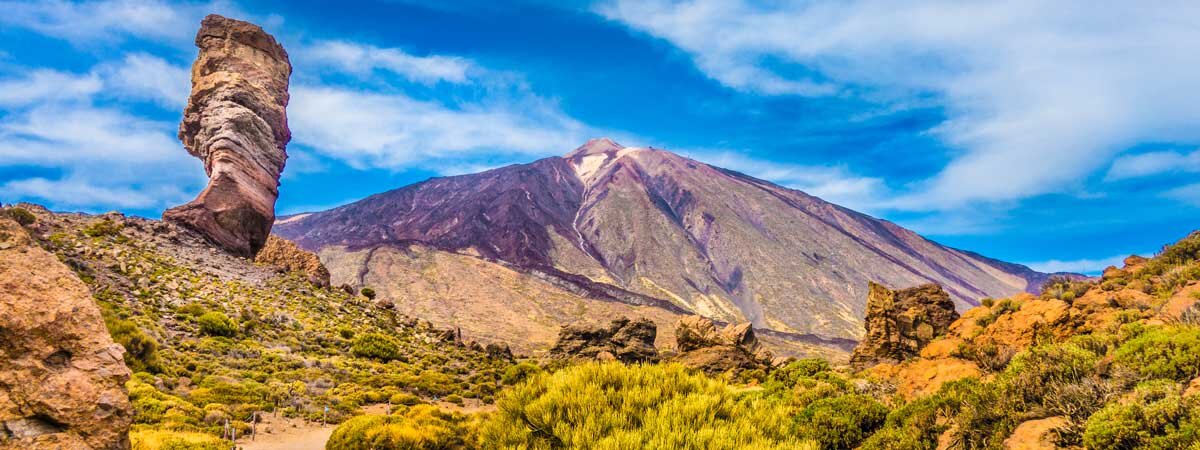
[234,403,495,450]
[236,414,335,450]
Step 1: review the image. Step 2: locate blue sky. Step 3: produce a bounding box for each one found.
[3,0,1200,274]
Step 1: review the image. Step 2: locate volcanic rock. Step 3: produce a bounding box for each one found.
[163,14,291,257]
[850,282,959,370]
[254,235,330,287]
[672,316,774,374]
[0,215,132,450]
[548,318,658,363]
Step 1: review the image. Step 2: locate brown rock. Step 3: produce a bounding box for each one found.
[672,316,774,374]
[850,282,959,370]
[867,358,982,400]
[163,14,291,257]
[0,216,132,450]
[548,318,658,363]
[1003,416,1069,450]
[254,235,330,287]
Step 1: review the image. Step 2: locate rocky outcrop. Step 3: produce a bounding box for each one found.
[1003,416,1069,450]
[672,316,774,374]
[548,318,658,363]
[850,282,959,370]
[254,235,330,287]
[163,14,291,257]
[0,215,132,450]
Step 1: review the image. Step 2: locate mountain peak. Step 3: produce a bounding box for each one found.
[566,138,624,158]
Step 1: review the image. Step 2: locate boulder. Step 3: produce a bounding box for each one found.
[1003,416,1069,450]
[672,316,773,374]
[0,216,132,450]
[548,318,658,363]
[163,14,292,257]
[254,235,330,287]
[850,282,959,370]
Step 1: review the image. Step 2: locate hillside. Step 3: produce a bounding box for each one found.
[276,138,1054,346]
[6,205,515,448]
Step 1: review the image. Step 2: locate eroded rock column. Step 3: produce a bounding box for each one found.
[164,14,291,257]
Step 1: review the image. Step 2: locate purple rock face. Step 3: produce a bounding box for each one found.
[275,138,1053,341]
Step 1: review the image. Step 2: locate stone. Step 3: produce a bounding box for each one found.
[548,318,658,363]
[0,216,132,450]
[254,235,330,287]
[850,282,959,371]
[1003,416,1069,450]
[163,14,292,257]
[672,316,774,374]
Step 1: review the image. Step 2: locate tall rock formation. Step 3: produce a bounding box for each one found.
[0,215,132,450]
[849,282,959,370]
[672,316,775,374]
[164,14,291,257]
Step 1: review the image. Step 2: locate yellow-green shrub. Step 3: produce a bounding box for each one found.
[130,428,227,450]
[480,362,807,449]
[326,404,469,450]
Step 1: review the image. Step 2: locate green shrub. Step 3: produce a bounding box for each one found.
[1083,380,1200,449]
[6,207,36,225]
[793,394,888,449]
[107,317,161,373]
[197,312,237,337]
[351,333,403,362]
[130,428,227,450]
[1115,325,1200,382]
[500,362,541,385]
[480,362,807,449]
[82,218,123,237]
[361,287,376,300]
[326,404,469,450]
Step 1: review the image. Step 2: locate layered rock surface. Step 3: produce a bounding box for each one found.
[164,14,291,257]
[672,316,776,374]
[548,318,659,363]
[849,282,959,370]
[0,214,131,450]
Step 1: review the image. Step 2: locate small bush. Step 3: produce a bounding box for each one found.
[351,333,403,362]
[361,287,376,300]
[500,362,541,385]
[793,394,888,449]
[130,428,227,450]
[82,218,123,237]
[1115,325,1200,382]
[1083,380,1200,449]
[326,404,469,450]
[6,207,36,226]
[197,312,237,337]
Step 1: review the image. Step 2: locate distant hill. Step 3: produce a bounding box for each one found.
[275,138,1055,348]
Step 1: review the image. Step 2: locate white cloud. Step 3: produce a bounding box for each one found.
[0,64,201,212]
[1106,149,1200,181]
[599,0,1200,210]
[0,0,237,45]
[98,53,190,107]
[302,40,475,85]
[0,69,103,106]
[696,151,887,212]
[1022,254,1130,275]
[1163,183,1200,207]
[289,85,591,171]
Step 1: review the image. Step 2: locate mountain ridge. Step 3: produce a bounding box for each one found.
[275,138,1058,342]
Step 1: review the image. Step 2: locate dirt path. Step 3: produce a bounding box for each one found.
[236,415,335,450]
[233,403,492,450]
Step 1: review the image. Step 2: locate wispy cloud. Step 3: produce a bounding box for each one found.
[289,85,590,171]
[696,151,887,212]
[1106,149,1200,181]
[302,40,476,85]
[1021,254,1131,275]
[97,53,190,107]
[599,0,1200,211]
[0,0,239,45]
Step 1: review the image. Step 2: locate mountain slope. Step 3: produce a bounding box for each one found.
[275,139,1050,341]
